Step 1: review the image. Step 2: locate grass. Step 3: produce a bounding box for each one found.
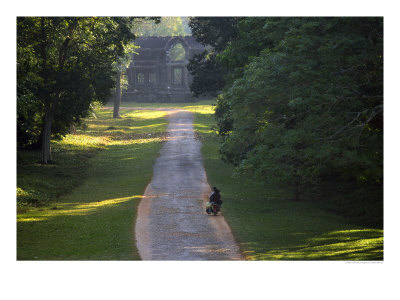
[187,100,384,261]
[105,99,216,110]
[17,99,383,260]
[17,108,167,260]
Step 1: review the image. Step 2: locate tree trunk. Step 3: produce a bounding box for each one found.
[70,123,77,134]
[113,71,122,118]
[41,102,54,164]
[39,19,53,164]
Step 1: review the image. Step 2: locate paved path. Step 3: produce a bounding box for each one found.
[135,109,242,260]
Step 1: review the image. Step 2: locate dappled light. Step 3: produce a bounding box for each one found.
[53,134,110,149]
[18,195,142,222]
[73,109,169,145]
[89,112,168,144]
[165,120,195,141]
[95,109,167,121]
[182,105,215,115]
[192,123,216,135]
[242,228,383,260]
[17,105,169,260]
[109,136,166,145]
[125,110,168,120]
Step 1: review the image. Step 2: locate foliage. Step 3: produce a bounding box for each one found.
[17,17,136,162]
[132,17,188,37]
[216,18,271,81]
[187,51,226,97]
[181,17,192,35]
[169,43,186,61]
[187,17,240,97]
[189,17,240,52]
[191,102,383,260]
[17,90,43,149]
[214,18,383,203]
[112,42,139,118]
[112,43,139,75]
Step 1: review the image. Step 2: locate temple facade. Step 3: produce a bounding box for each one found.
[122,36,205,102]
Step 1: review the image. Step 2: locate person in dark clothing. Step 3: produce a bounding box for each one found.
[210,187,222,210]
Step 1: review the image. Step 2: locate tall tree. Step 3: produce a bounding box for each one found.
[113,43,138,118]
[216,18,383,200]
[17,17,135,163]
[187,17,240,97]
[112,17,160,118]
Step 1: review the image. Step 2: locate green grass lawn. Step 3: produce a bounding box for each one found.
[17,108,167,260]
[17,100,383,260]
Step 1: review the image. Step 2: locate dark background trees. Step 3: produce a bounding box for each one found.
[187,17,240,97]
[189,17,383,226]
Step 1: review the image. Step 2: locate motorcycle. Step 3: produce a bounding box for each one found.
[206,201,220,215]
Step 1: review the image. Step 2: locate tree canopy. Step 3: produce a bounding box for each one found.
[190,17,383,204]
[187,17,240,97]
[17,17,136,162]
[132,17,189,37]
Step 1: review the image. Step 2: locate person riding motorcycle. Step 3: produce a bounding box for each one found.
[209,187,222,211]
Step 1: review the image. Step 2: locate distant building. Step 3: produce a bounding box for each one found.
[122,36,205,102]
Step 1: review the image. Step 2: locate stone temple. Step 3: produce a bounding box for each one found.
[122,36,205,102]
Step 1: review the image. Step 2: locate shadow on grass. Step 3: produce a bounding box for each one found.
[17,195,142,222]
[17,197,141,260]
[17,140,163,260]
[17,109,168,260]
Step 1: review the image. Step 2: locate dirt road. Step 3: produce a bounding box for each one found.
[135,109,242,260]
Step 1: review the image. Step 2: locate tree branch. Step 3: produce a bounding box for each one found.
[326,104,383,140]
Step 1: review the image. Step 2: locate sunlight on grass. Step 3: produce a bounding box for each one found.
[53,134,110,149]
[105,99,216,110]
[18,195,142,222]
[17,187,30,198]
[183,104,215,115]
[108,137,165,145]
[97,108,167,120]
[193,123,216,134]
[243,228,383,260]
[17,107,169,260]
[126,110,167,120]
[72,109,168,146]
[90,109,167,123]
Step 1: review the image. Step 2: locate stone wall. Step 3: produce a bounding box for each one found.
[122,36,205,103]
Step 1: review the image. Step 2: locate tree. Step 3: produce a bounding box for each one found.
[132,17,187,37]
[187,51,226,97]
[189,17,240,52]
[216,18,383,200]
[112,43,138,118]
[112,17,160,118]
[17,17,136,163]
[187,17,240,97]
